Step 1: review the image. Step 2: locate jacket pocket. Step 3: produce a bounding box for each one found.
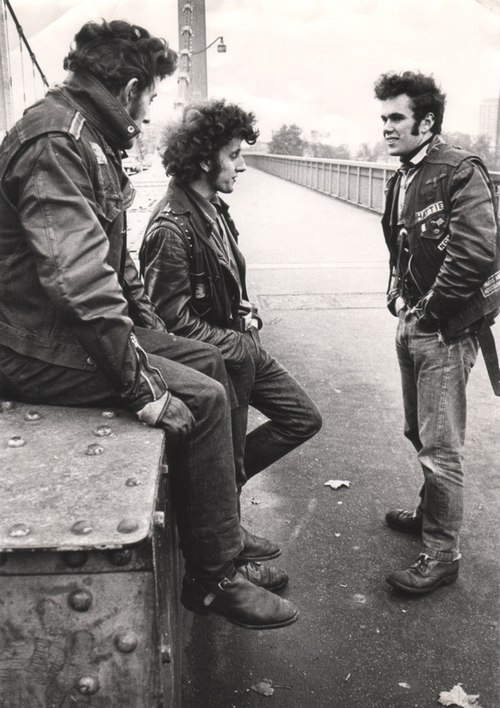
[95,162,123,223]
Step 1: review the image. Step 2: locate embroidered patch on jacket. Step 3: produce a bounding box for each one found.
[194,283,207,299]
[481,270,500,298]
[90,142,108,165]
[415,201,444,222]
[69,112,86,140]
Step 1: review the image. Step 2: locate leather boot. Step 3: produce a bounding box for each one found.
[385,508,423,535]
[236,560,289,591]
[386,554,459,594]
[181,569,298,629]
[237,525,281,562]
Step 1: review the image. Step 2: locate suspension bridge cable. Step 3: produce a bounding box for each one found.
[3,0,49,87]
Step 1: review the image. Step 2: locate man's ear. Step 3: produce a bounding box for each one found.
[117,78,139,110]
[200,159,211,174]
[420,112,435,136]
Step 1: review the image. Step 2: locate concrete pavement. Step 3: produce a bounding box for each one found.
[130,165,499,708]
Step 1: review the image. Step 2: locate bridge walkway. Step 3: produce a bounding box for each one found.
[128,165,498,708]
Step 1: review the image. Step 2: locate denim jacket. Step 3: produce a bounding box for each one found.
[0,73,166,410]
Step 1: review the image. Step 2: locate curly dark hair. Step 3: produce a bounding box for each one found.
[63,19,177,94]
[374,71,446,134]
[162,99,259,183]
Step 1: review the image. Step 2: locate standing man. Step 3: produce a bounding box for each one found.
[139,99,322,555]
[0,20,298,630]
[375,71,499,594]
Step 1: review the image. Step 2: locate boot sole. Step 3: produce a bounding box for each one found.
[181,596,299,629]
[236,549,282,562]
[386,572,458,594]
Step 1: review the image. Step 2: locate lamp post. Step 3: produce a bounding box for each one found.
[176,0,226,109]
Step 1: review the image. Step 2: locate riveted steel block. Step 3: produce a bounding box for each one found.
[0,402,182,707]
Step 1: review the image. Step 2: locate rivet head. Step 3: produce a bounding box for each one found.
[85,443,104,456]
[0,400,16,411]
[127,125,135,133]
[68,588,93,612]
[108,548,132,566]
[71,520,93,535]
[63,551,89,568]
[7,436,26,448]
[76,676,100,695]
[117,518,139,534]
[125,476,141,487]
[24,410,42,422]
[153,511,165,528]
[9,523,31,538]
[93,425,111,437]
[114,630,139,653]
[101,410,117,419]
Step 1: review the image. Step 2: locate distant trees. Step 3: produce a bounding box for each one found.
[442,132,493,165]
[268,124,306,156]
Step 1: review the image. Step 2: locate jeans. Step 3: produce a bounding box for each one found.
[227,327,322,489]
[395,311,479,561]
[0,328,242,572]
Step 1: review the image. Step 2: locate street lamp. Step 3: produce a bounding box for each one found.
[176,35,227,107]
[191,36,226,55]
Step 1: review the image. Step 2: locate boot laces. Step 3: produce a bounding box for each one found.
[413,553,432,572]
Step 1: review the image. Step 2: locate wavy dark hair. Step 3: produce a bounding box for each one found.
[374,71,446,134]
[64,19,177,94]
[162,99,259,183]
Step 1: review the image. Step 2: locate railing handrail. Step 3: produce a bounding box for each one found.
[244,152,500,215]
[244,151,500,180]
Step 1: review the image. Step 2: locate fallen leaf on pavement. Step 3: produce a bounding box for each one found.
[324,480,351,490]
[250,678,275,696]
[438,684,482,707]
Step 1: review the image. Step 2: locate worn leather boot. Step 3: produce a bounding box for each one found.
[237,525,281,562]
[385,508,423,535]
[236,560,289,591]
[181,569,298,629]
[386,554,459,594]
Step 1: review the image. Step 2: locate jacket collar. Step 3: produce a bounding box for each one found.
[54,72,141,150]
[165,179,232,227]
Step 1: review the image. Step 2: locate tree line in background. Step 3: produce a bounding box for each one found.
[266,123,495,168]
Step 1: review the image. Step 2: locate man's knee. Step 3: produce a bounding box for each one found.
[304,402,322,438]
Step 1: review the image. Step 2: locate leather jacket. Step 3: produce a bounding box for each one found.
[0,72,167,410]
[382,136,499,337]
[140,179,258,367]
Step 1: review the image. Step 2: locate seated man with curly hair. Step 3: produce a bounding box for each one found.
[140,99,322,583]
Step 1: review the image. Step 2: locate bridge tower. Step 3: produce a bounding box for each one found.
[177,0,208,107]
[0,0,13,134]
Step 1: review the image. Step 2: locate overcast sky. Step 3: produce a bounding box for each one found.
[5,0,500,148]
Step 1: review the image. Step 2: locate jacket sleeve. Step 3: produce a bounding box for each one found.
[13,134,167,410]
[122,249,167,331]
[427,159,497,320]
[141,222,248,366]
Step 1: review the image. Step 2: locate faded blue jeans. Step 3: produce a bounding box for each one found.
[396,310,479,561]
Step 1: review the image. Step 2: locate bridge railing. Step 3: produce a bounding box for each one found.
[244,153,500,215]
